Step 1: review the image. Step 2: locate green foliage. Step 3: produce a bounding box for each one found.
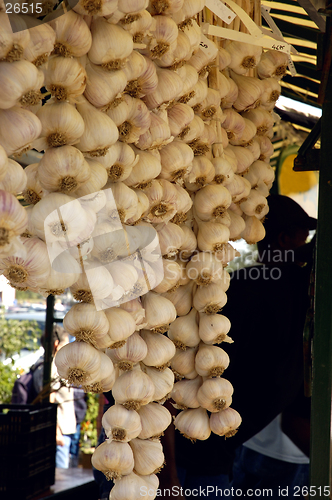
[0,362,20,403]
[80,393,99,450]
[0,316,41,363]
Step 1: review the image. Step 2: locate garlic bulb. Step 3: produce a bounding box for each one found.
[245,138,261,162]
[109,472,149,500]
[186,252,224,286]
[123,147,161,188]
[152,258,181,293]
[257,50,289,80]
[240,190,268,217]
[55,340,102,384]
[162,281,194,317]
[189,40,218,78]
[31,192,94,245]
[0,13,30,62]
[178,19,201,54]
[167,103,194,139]
[105,307,137,346]
[70,268,115,304]
[107,331,148,370]
[76,96,119,157]
[102,182,138,223]
[130,438,164,475]
[154,222,184,258]
[74,159,108,196]
[0,159,27,195]
[143,68,183,110]
[34,101,85,151]
[112,368,155,410]
[73,0,117,16]
[231,71,264,112]
[256,136,274,162]
[136,109,172,150]
[170,184,193,225]
[194,185,232,221]
[171,347,198,380]
[63,302,112,349]
[197,221,230,253]
[149,0,183,15]
[22,163,45,205]
[22,22,55,67]
[99,142,137,183]
[0,236,50,290]
[242,107,274,136]
[141,291,176,333]
[0,106,41,157]
[221,108,246,141]
[158,140,193,182]
[197,377,233,412]
[37,146,91,193]
[141,365,174,402]
[211,157,234,186]
[120,298,146,329]
[174,407,211,441]
[179,225,197,260]
[187,78,208,109]
[92,440,134,480]
[44,56,87,102]
[89,18,133,70]
[241,214,266,244]
[198,313,232,345]
[195,344,230,378]
[244,160,275,190]
[210,407,242,437]
[49,10,92,58]
[137,403,172,439]
[0,13,14,61]
[0,60,44,109]
[142,179,178,224]
[184,157,215,192]
[171,376,202,409]
[140,330,176,370]
[82,349,116,393]
[143,15,178,60]
[39,263,80,297]
[260,78,281,110]
[156,30,191,69]
[108,96,151,145]
[224,41,262,75]
[168,308,200,350]
[193,282,228,315]
[91,222,139,263]
[84,63,127,110]
[176,64,199,102]
[119,10,154,43]
[102,405,142,442]
[226,174,251,204]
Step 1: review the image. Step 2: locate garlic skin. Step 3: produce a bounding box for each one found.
[39,263,80,297]
[143,68,183,110]
[0,106,42,157]
[194,184,232,221]
[211,157,234,187]
[112,368,155,410]
[142,179,178,224]
[168,308,200,351]
[74,159,108,197]
[193,282,228,315]
[198,313,232,345]
[241,214,266,244]
[0,13,13,61]
[55,340,102,385]
[110,472,149,500]
[174,407,211,441]
[89,18,133,70]
[186,252,224,287]
[242,108,274,137]
[140,330,176,370]
[184,157,215,192]
[70,268,115,305]
[73,0,118,16]
[142,15,178,60]
[44,56,87,103]
[37,146,91,194]
[137,402,172,439]
[23,22,56,67]
[141,365,174,402]
[159,141,194,182]
[231,71,264,112]
[130,438,165,475]
[49,10,92,58]
[195,344,230,378]
[148,0,183,15]
[0,60,44,109]
[171,376,203,409]
[102,405,142,442]
[197,377,234,412]
[162,280,194,317]
[107,331,148,370]
[0,159,27,195]
[0,236,51,290]
[136,109,172,150]
[92,440,134,481]
[34,101,85,151]
[210,407,242,438]
[197,221,230,254]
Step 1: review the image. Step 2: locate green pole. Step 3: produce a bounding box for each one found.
[310,21,332,492]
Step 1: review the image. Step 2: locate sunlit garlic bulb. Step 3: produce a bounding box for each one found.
[174,407,211,441]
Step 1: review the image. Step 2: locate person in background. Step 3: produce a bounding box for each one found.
[69,387,87,468]
[33,325,77,469]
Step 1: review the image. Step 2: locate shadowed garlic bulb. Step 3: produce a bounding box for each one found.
[92,440,134,480]
[102,404,142,442]
[174,407,211,441]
